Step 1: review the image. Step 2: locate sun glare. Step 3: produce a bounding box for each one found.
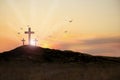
[41,43,51,48]
[30,39,35,46]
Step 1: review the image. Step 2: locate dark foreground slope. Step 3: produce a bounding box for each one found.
[0,45,120,80]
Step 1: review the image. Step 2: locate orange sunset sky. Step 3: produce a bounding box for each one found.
[0,0,120,56]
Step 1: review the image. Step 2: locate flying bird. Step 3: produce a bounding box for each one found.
[69,19,73,23]
[20,27,23,30]
[48,36,52,38]
[64,16,73,23]
[17,32,20,34]
[64,31,68,33]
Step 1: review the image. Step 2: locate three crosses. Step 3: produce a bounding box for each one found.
[21,26,38,46]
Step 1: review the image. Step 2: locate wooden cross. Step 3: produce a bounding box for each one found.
[21,38,25,45]
[25,27,34,45]
[34,38,38,46]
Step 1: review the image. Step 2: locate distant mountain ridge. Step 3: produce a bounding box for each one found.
[0,45,120,63]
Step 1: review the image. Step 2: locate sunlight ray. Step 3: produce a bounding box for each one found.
[37,0,60,39]
[5,0,26,26]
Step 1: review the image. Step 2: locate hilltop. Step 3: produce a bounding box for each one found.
[0,45,120,63]
[0,45,120,80]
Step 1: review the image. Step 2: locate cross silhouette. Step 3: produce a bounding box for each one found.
[34,39,38,46]
[21,38,25,45]
[25,27,34,45]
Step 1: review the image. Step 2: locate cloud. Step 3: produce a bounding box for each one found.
[83,47,119,56]
[56,36,120,56]
[81,37,120,56]
[81,37,120,46]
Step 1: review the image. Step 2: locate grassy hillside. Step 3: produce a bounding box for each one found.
[0,45,120,80]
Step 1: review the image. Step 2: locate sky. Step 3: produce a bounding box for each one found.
[0,0,120,57]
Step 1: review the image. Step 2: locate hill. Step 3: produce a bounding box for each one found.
[0,45,120,80]
[0,45,120,63]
